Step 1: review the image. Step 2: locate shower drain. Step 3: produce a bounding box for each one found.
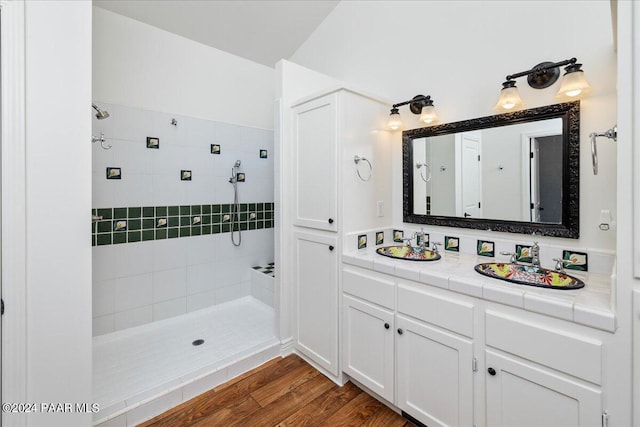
[192,339,205,346]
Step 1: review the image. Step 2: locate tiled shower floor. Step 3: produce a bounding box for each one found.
[93,297,278,422]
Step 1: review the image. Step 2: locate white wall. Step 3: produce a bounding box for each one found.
[93,6,274,130]
[340,90,393,233]
[291,0,617,251]
[24,1,92,425]
[482,119,562,221]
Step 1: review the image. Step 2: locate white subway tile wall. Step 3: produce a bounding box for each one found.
[92,103,274,335]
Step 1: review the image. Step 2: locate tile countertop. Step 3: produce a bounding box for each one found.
[342,250,616,333]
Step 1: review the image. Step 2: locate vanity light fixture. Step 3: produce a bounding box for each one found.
[387,94,439,130]
[495,58,591,111]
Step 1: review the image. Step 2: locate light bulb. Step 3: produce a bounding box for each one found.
[556,64,591,99]
[419,104,439,125]
[387,108,402,130]
[494,81,524,111]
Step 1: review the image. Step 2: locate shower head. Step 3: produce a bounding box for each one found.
[234,160,241,168]
[92,104,110,120]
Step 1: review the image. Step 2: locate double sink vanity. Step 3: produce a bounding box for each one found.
[340,100,612,426]
[341,232,613,427]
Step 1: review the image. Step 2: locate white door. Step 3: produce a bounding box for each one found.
[396,315,474,427]
[292,94,338,231]
[294,231,338,376]
[485,350,602,427]
[460,132,482,218]
[529,138,541,222]
[343,295,394,402]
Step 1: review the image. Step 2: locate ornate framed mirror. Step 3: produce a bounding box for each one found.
[402,101,580,238]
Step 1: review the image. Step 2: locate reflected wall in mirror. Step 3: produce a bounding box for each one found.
[403,102,580,238]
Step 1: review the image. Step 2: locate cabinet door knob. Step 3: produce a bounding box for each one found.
[329,245,334,251]
[397,328,404,335]
[488,367,496,376]
[384,323,390,329]
[328,218,334,224]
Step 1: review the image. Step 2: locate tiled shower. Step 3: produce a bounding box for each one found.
[91,103,278,425]
[91,103,275,334]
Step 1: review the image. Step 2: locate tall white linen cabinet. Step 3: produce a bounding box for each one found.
[284,88,392,383]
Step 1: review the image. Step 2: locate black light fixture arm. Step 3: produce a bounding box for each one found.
[505,58,577,81]
[392,94,434,115]
[392,95,431,109]
[503,58,580,90]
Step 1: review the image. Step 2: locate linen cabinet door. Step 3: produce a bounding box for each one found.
[396,314,474,427]
[294,231,338,376]
[291,93,338,231]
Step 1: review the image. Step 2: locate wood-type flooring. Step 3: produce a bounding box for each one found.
[140,354,414,427]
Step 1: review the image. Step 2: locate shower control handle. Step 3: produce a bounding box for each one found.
[328,218,334,224]
[329,245,334,251]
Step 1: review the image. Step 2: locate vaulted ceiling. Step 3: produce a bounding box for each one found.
[94,0,340,67]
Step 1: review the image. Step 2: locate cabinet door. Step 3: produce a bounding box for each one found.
[294,232,338,376]
[396,315,474,427]
[292,94,338,231]
[343,295,394,402]
[485,349,602,427]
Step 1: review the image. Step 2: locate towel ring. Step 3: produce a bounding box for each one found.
[354,155,372,182]
[589,125,617,175]
[416,162,431,182]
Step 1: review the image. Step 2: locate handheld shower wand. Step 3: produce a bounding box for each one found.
[229,160,241,183]
[229,160,242,246]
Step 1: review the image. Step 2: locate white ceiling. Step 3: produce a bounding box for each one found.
[93,0,340,68]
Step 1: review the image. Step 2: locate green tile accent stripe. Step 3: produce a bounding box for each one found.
[92,202,274,246]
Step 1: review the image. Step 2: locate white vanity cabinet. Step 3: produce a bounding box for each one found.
[291,93,338,232]
[342,267,395,401]
[396,315,474,427]
[484,310,603,427]
[340,264,609,427]
[341,267,475,427]
[294,231,339,376]
[395,281,475,427]
[343,295,395,401]
[485,350,602,427]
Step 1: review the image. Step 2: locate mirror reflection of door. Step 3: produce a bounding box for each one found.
[530,138,541,221]
[530,135,563,223]
[456,131,482,218]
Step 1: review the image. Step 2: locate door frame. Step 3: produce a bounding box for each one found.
[520,129,562,222]
[1,1,28,425]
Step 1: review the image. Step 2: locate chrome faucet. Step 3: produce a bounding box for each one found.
[531,242,540,268]
[413,228,428,249]
[500,251,518,264]
[553,257,578,273]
